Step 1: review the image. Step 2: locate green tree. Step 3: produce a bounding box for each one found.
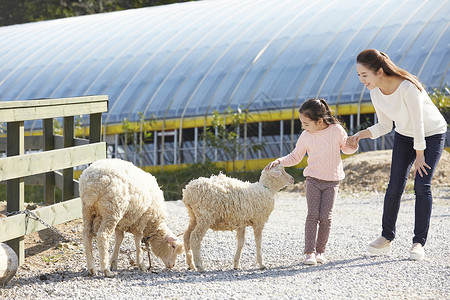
[138,111,155,166]
[0,0,196,26]
[202,107,263,172]
[429,84,450,124]
[120,112,156,164]
[120,117,133,160]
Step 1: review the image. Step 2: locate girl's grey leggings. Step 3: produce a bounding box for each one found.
[304,176,340,254]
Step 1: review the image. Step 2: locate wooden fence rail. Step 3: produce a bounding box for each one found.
[0,96,108,265]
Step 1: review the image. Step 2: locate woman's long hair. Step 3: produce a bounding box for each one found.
[356,49,423,92]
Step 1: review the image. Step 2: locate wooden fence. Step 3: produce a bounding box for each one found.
[0,96,108,265]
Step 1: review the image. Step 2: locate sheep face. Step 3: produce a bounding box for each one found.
[260,164,294,191]
[150,235,184,268]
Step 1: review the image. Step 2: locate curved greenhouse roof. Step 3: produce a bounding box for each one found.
[0,0,449,129]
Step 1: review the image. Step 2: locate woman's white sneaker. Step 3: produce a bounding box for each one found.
[367,236,391,254]
[410,243,425,261]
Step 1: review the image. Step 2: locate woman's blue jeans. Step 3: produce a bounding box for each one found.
[381,132,445,246]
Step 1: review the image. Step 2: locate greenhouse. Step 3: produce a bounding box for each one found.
[0,0,448,170]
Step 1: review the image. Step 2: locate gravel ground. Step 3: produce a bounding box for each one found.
[1,187,449,300]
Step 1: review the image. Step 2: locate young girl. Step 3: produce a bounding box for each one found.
[265,98,358,265]
[349,49,447,260]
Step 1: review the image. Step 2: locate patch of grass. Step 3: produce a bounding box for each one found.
[42,254,63,264]
[0,185,47,203]
[0,185,62,204]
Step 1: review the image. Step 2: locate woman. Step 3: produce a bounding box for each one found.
[349,49,447,260]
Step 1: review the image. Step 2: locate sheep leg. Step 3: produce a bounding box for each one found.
[253,225,266,269]
[82,209,97,276]
[133,234,146,271]
[110,230,124,271]
[190,220,211,272]
[233,227,246,270]
[97,219,119,277]
[183,216,197,270]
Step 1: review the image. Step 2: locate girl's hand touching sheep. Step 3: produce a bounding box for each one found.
[264,160,280,170]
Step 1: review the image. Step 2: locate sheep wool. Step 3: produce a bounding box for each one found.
[182,164,294,271]
[79,158,183,277]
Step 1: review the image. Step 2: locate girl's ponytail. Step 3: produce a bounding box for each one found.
[319,99,337,124]
[299,98,340,125]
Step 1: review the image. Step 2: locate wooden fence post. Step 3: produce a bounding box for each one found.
[6,121,25,265]
[89,113,102,143]
[63,116,74,201]
[43,118,55,205]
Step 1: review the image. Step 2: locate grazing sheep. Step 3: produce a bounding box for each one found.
[182,164,294,271]
[79,158,183,277]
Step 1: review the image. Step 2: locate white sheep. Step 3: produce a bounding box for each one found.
[182,164,294,271]
[79,158,183,277]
